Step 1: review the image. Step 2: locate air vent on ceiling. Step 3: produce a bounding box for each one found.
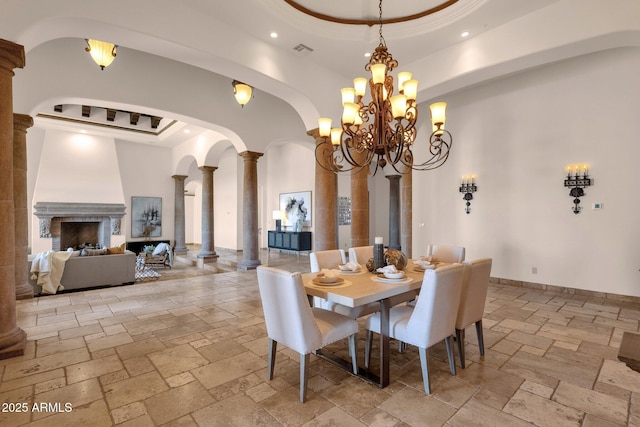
[292,43,314,56]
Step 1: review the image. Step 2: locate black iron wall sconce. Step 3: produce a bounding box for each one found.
[564,164,591,214]
[459,175,477,214]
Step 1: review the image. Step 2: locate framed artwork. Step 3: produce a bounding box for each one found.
[131,197,162,238]
[280,191,312,229]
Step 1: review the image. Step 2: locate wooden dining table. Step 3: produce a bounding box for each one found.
[302,262,432,388]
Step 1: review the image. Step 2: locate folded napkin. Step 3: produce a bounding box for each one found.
[317,268,340,278]
[420,255,436,262]
[413,259,432,269]
[376,265,399,274]
[339,261,361,272]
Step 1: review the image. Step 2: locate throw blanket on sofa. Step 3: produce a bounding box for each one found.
[30,250,72,294]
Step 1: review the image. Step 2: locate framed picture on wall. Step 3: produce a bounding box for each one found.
[131,196,162,238]
[279,191,312,230]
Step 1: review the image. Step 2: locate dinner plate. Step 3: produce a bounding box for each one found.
[373,276,412,284]
[338,270,365,275]
[413,265,436,272]
[312,277,345,286]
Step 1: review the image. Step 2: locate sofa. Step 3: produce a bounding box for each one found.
[29,249,136,295]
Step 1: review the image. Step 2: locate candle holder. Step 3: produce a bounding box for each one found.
[373,238,385,270]
[564,164,592,214]
[459,175,477,214]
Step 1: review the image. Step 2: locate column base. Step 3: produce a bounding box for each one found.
[237,259,261,270]
[197,254,219,269]
[15,282,34,300]
[174,246,188,255]
[0,327,27,360]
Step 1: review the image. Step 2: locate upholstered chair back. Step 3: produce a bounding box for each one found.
[456,258,492,330]
[310,249,346,272]
[426,244,465,263]
[348,246,373,265]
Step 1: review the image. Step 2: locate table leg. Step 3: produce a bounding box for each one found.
[379,298,390,388]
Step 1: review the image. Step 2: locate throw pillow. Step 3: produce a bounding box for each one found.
[152,243,168,256]
[107,243,125,255]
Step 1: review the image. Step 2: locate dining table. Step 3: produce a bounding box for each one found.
[302,260,439,388]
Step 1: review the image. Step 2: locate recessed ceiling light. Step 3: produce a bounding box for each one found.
[184,129,190,134]
[364,52,371,58]
[270,32,278,38]
[461,31,470,38]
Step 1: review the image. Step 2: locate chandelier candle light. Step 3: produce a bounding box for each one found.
[564,164,591,214]
[316,0,453,174]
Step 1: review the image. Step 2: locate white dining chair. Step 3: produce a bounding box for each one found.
[364,263,464,395]
[455,258,492,368]
[348,246,373,266]
[257,266,358,403]
[311,248,384,319]
[425,244,465,263]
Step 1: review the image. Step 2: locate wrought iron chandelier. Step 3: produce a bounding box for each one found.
[316,0,453,175]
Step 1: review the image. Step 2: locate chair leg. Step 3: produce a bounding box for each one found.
[455,328,466,368]
[348,334,358,374]
[300,353,309,403]
[418,347,431,395]
[445,335,457,376]
[475,320,485,356]
[267,339,277,380]
[365,330,373,369]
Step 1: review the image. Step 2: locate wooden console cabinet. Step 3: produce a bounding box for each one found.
[268,231,311,254]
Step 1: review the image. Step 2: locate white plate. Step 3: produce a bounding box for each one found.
[312,277,345,286]
[373,276,412,284]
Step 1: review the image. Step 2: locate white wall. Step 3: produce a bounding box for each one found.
[214,147,240,250]
[412,47,640,297]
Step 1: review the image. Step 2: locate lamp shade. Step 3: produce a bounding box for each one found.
[353,77,367,97]
[342,102,359,125]
[330,128,342,146]
[397,71,412,91]
[371,64,386,84]
[85,39,117,70]
[390,95,407,119]
[403,79,418,101]
[318,118,332,137]
[430,102,447,127]
[341,87,355,105]
[232,80,253,107]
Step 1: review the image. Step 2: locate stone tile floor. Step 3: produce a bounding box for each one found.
[1,249,639,426]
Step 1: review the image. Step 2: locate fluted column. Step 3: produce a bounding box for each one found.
[401,167,412,258]
[198,166,218,260]
[13,113,33,299]
[0,39,27,359]
[387,174,401,250]
[172,175,188,255]
[309,129,338,250]
[350,150,369,248]
[238,151,263,270]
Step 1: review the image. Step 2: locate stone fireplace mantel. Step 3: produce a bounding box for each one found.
[34,202,126,250]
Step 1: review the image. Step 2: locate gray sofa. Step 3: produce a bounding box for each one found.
[29,250,136,295]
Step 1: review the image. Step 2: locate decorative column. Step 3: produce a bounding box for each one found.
[172,175,188,255]
[238,151,263,270]
[386,174,401,251]
[13,113,33,299]
[401,167,412,258]
[350,149,369,248]
[0,39,27,359]
[309,129,338,250]
[198,166,218,261]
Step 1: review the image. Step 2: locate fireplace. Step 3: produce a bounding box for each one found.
[34,202,126,251]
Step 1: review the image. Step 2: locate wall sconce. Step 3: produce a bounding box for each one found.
[564,164,592,214]
[232,80,253,107]
[272,210,285,232]
[459,175,477,214]
[85,39,117,70]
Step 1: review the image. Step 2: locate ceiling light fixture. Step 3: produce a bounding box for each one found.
[461,31,470,37]
[316,0,452,174]
[85,39,117,70]
[232,80,253,107]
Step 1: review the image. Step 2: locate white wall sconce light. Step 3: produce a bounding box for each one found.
[85,39,117,70]
[232,80,253,107]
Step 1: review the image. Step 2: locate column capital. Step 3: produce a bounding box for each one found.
[306,128,323,144]
[385,174,402,181]
[0,39,25,73]
[13,114,33,132]
[239,151,264,161]
[171,174,188,181]
[198,166,218,173]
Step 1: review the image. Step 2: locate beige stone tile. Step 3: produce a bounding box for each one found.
[99,369,130,386]
[35,336,87,358]
[103,324,127,335]
[191,351,266,389]
[520,380,554,398]
[145,380,216,425]
[66,354,124,384]
[504,389,583,426]
[2,348,91,381]
[449,398,534,427]
[111,401,148,424]
[491,339,522,355]
[166,371,196,388]
[0,385,33,427]
[505,330,554,350]
[359,408,401,427]
[552,381,628,425]
[320,376,390,418]
[32,378,103,420]
[0,368,64,393]
[148,343,209,378]
[123,355,156,376]
[455,363,523,398]
[246,382,279,402]
[553,341,579,351]
[122,317,169,335]
[58,323,103,340]
[582,413,628,427]
[86,332,134,352]
[115,337,166,360]
[104,370,169,409]
[598,359,640,393]
[540,320,611,346]
[375,387,455,426]
[34,376,66,394]
[26,399,112,427]
[302,406,367,426]
[193,393,281,425]
[196,339,249,363]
